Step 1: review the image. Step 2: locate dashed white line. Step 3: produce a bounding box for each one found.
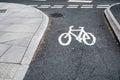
[81,5,94,7]
[68,0,92,3]
[66,7,78,8]
[34,0,46,1]
[51,5,64,8]
[28,5,38,7]
[68,5,79,6]
[67,5,79,8]
[40,5,51,7]
[96,5,110,8]
[37,5,51,8]
[81,6,93,8]
[37,6,49,8]
[81,5,93,8]
[51,6,63,8]
[36,4,110,9]
[52,5,64,7]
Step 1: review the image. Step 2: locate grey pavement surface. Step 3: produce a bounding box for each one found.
[0,2,49,80]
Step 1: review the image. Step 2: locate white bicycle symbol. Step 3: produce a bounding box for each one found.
[58,26,96,46]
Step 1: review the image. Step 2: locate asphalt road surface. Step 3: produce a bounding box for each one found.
[1,0,120,80]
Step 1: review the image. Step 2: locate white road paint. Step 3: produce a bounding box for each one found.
[67,5,79,8]
[51,5,64,8]
[81,5,93,8]
[96,5,110,8]
[37,5,51,8]
[34,0,46,1]
[28,5,38,7]
[40,5,51,7]
[68,5,79,6]
[37,6,49,8]
[51,7,63,8]
[68,0,92,3]
[82,4,93,6]
[36,4,110,9]
[53,5,64,6]
[66,7,78,8]
[58,26,96,46]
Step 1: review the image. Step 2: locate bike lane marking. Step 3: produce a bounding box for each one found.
[58,26,96,46]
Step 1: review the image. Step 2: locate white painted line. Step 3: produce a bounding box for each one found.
[67,6,78,8]
[37,6,49,8]
[68,5,79,7]
[67,5,79,8]
[53,5,64,7]
[81,5,93,8]
[37,4,110,9]
[82,4,93,7]
[34,0,46,1]
[96,5,110,8]
[51,6,63,8]
[40,5,51,7]
[66,5,79,8]
[81,6,93,8]
[51,5,64,8]
[28,5,38,7]
[96,7,108,8]
[68,0,92,3]
[97,5,110,6]
[37,5,51,8]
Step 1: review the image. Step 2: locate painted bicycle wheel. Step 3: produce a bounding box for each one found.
[83,32,96,46]
[58,33,72,46]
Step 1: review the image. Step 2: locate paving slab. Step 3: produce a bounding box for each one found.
[0,2,49,80]
[0,63,20,79]
[4,35,33,47]
[0,33,33,43]
[0,46,26,63]
[0,18,42,24]
[0,44,10,56]
[0,24,39,33]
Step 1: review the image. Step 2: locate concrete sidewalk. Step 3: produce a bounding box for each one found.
[104,3,120,42]
[0,2,49,80]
